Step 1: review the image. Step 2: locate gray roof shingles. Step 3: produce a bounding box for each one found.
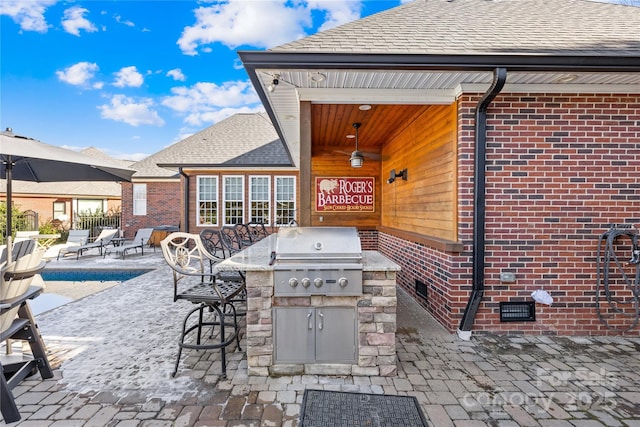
[132,112,291,179]
[271,0,640,56]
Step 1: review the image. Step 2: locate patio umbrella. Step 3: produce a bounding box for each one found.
[1,129,135,259]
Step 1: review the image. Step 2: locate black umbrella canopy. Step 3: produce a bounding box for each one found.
[1,129,135,248]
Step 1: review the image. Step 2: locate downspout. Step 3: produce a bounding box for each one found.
[179,168,189,232]
[457,67,507,341]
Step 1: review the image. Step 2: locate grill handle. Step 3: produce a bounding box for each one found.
[307,311,313,330]
[318,312,324,330]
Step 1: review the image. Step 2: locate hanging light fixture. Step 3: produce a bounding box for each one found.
[349,123,364,168]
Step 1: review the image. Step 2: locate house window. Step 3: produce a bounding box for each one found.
[77,199,104,215]
[197,176,218,226]
[275,176,296,225]
[133,184,147,216]
[250,176,270,224]
[223,176,244,225]
[53,201,66,220]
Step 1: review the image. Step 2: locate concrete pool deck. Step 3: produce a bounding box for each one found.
[2,247,639,425]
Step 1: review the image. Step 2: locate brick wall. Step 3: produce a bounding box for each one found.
[358,229,378,250]
[121,181,181,238]
[386,93,640,336]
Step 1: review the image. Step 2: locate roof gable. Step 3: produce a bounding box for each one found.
[132,112,292,178]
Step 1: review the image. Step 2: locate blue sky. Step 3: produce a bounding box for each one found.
[1,0,637,162]
[0,0,407,161]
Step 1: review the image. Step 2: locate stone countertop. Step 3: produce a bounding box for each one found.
[214,233,400,272]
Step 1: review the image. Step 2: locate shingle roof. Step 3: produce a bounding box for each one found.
[132,112,292,178]
[272,0,640,56]
[80,147,135,169]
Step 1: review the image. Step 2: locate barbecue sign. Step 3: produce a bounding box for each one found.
[315,177,375,212]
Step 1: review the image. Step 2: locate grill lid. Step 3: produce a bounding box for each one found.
[275,226,362,263]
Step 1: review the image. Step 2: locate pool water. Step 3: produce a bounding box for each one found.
[32,269,153,315]
[40,269,152,282]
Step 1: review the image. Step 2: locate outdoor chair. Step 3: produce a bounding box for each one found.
[1,249,53,423]
[199,229,247,313]
[247,222,270,242]
[220,226,246,257]
[57,228,118,260]
[55,230,90,260]
[234,224,254,247]
[103,228,154,259]
[160,232,245,378]
[199,229,227,272]
[0,239,36,265]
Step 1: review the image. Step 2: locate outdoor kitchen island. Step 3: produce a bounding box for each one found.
[214,227,400,377]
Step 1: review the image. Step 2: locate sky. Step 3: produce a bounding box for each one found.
[0,0,408,162]
[1,0,638,162]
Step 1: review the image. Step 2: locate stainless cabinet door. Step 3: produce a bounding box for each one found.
[315,307,356,363]
[274,307,315,363]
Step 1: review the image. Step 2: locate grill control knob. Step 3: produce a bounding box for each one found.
[301,278,311,288]
[289,278,298,288]
[314,278,323,288]
[338,277,349,288]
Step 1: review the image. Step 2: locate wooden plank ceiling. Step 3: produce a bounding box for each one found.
[311,104,431,157]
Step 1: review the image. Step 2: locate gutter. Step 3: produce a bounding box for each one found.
[457,67,507,341]
[179,168,188,232]
[238,52,640,72]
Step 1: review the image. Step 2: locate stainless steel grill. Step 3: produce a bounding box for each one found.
[273,227,363,296]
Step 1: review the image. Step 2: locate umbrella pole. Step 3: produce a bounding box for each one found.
[5,155,13,261]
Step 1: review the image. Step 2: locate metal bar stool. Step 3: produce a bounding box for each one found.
[160,232,245,378]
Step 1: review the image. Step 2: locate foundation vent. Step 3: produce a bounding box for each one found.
[499,301,536,322]
[415,280,427,300]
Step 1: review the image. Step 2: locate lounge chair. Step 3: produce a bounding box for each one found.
[55,230,90,260]
[103,228,154,259]
[57,228,118,260]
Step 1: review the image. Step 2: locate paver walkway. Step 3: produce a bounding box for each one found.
[2,251,639,426]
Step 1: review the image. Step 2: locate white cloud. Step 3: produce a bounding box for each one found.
[98,94,165,127]
[113,66,144,88]
[187,105,265,126]
[114,14,134,27]
[162,80,261,126]
[306,1,361,32]
[0,0,55,33]
[177,0,310,55]
[56,62,100,86]
[167,69,186,81]
[62,6,98,36]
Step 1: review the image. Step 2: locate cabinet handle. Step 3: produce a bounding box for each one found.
[307,312,313,330]
[318,312,324,330]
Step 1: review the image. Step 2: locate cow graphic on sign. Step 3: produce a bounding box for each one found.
[315,177,375,212]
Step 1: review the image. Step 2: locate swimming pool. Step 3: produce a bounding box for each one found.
[40,269,153,282]
[32,269,154,315]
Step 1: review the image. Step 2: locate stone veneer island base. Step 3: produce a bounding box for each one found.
[215,234,400,377]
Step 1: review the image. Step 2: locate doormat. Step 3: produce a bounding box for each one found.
[300,389,429,427]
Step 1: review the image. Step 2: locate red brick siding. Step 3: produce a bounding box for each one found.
[378,231,469,331]
[121,181,181,238]
[381,93,640,336]
[358,229,378,250]
[456,93,640,335]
